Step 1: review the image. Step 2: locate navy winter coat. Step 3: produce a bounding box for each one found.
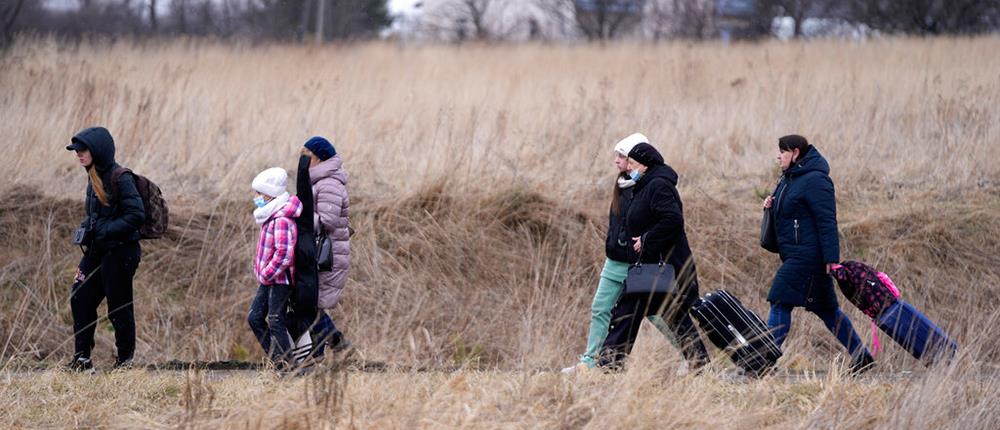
[74,127,145,258]
[767,147,840,309]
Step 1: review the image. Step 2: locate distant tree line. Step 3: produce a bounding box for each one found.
[753,0,1000,38]
[2,0,999,48]
[0,0,391,47]
[420,0,1000,42]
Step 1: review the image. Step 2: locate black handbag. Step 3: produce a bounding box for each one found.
[624,259,677,296]
[316,215,333,272]
[760,206,779,253]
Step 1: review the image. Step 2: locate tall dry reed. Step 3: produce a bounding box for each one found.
[1,37,999,429]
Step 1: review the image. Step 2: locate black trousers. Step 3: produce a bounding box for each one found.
[247,284,293,363]
[71,242,141,360]
[599,289,709,369]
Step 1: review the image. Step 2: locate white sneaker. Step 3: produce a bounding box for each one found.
[561,363,590,374]
[675,361,690,377]
[67,356,96,375]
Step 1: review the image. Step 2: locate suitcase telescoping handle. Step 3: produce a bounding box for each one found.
[727,324,749,347]
[695,295,752,348]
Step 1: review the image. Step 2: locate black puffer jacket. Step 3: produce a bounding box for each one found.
[624,162,699,302]
[605,180,635,263]
[74,127,144,255]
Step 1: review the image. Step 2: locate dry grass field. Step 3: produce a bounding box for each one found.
[2,36,1000,428]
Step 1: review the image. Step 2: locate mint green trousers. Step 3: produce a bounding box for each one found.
[579,258,671,366]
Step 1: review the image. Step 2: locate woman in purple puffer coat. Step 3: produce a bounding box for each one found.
[302,136,352,354]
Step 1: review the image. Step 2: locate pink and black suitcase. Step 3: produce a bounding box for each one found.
[830,261,958,366]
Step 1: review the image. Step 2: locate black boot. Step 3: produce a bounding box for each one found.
[328,332,354,356]
[850,352,875,375]
[67,353,95,374]
[113,356,135,370]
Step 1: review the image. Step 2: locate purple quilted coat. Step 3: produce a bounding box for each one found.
[310,155,350,309]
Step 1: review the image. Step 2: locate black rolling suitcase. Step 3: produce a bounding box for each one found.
[691,290,782,376]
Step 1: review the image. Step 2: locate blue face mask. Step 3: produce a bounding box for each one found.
[629,169,642,181]
[254,196,268,208]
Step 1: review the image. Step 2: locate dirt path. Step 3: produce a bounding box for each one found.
[6,359,938,383]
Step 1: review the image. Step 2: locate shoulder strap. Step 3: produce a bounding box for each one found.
[109,167,133,199]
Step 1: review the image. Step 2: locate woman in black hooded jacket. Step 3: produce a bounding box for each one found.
[66,126,145,372]
[599,142,709,369]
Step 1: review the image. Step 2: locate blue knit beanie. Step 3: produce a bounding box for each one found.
[304,136,336,161]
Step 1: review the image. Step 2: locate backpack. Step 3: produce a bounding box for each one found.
[111,167,169,239]
[830,260,902,356]
[830,261,901,319]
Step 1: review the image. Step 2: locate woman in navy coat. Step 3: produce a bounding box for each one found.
[763,135,874,373]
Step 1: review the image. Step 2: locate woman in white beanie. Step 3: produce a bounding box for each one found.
[562,133,647,374]
[247,167,303,369]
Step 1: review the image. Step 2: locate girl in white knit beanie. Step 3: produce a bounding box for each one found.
[247,167,303,369]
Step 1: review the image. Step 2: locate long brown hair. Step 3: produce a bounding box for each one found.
[610,172,627,216]
[88,167,110,206]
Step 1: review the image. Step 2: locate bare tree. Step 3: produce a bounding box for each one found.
[778,0,808,37]
[847,0,1000,35]
[575,0,646,40]
[462,0,492,40]
[170,0,188,33]
[742,0,777,36]
[645,0,671,40]
[536,0,646,40]
[938,0,1000,33]
[533,0,575,39]
[320,0,393,41]
[644,0,714,40]
[315,0,326,43]
[424,0,514,41]
[199,0,219,35]
[148,0,158,32]
[671,0,713,39]
[1,0,26,47]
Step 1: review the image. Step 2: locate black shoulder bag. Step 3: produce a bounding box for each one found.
[760,206,778,253]
[623,246,677,296]
[623,180,680,296]
[760,182,782,253]
[316,213,334,272]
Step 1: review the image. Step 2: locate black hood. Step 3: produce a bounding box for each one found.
[635,163,679,189]
[71,127,116,172]
[784,146,830,178]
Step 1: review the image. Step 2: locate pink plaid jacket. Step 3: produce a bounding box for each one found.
[254,196,302,286]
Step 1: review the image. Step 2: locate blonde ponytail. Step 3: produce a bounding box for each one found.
[88,167,110,206]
